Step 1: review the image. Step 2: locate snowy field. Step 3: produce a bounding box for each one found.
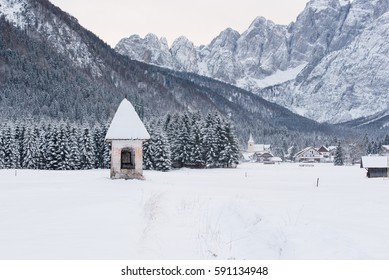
[0,163,389,260]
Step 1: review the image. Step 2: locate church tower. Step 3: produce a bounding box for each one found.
[248,133,255,153]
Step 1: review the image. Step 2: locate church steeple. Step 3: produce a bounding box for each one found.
[248,133,254,144]
[248,133,255,153]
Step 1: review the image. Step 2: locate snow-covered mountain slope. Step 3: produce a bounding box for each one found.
[1,0,335,143]
[116,17,295,87]
[0,0,104,76]
[262,0,389,124]
[115,0,389,126]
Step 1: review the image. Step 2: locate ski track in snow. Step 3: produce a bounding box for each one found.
[0,163,389,260]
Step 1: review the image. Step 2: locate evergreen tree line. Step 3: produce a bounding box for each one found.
[0,123,110,170]
[143,112,240,171]
[330,133,389,166]
[0,111,240,171]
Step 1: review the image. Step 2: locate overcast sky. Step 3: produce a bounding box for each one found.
[50,0,310,47]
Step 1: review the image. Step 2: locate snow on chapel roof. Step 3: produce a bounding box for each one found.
[105,99,150,140]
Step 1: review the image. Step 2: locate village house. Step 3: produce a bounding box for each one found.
[294,147,323,163]
[361,156,389,178]
[105,98,150,180]
[317,146,330,158]
[316,145,337,162]
[241,134,280,163]
[381,145,389,155]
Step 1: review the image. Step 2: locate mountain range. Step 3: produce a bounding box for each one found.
[0,0,340,147]
[115,0,389,128]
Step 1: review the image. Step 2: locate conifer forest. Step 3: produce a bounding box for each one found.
[0,112,240,171]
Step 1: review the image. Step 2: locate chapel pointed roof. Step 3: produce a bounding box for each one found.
[248,133,254,143]
[105,99,150,141]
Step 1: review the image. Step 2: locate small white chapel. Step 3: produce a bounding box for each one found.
[105,98,150,179]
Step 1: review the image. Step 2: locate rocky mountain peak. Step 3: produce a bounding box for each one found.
[305,0,342,12]
[248,16,268,29]
[171,36,198,72]
[114,0,389,125]
[207,28,240,51]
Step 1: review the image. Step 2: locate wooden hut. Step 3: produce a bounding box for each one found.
[361,156,389,178]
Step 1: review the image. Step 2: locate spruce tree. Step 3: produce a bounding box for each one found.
[143,125,155,170]
[46,125,61,170]
[222,119,239,168]
[289,144,298,161]
[36,125,48,170]
[23,126,39,169]
[80,128,94,169]
[92,127,104,168]
[152,127,171,171]
[14,124,25,168]
[0,126,6,168]
[334,142,344,166]
[384,134,389,145]
[2,126,18,169]
[102,134,111,169]
[57,124,71,170]
[65,125,80,170]
[170,114,191,168]
[188,113,205,168]
[203,112,219,168]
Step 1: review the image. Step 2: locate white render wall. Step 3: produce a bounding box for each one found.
[110,140,144,179]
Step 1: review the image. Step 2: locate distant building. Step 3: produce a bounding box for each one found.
[328,146,338,157]
[381,145,389,155]
[247,134,271,154]
[105,99,150,180]
[256,152,274,164]
[242,134,279,163]
[361,156,389,178]
[317,146,330,158]
[294,147,323,163]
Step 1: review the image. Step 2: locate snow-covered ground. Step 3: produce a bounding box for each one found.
[1,163,388,260]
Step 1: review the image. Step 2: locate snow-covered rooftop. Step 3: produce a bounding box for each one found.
[361,156,389,168]
[382,145,389,151]
[253,144,271,153]
[105,99,150,140]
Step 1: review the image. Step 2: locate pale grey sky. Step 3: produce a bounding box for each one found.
[50,0,309,47]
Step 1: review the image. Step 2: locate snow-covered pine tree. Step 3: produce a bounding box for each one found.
[80,128,95,169]
[57,124,71,170]
[36,124,48,170]
[14,124,25,168]
[169,114,190,168]
[0,125,6,168]
[188,112,205,168]
[203,112,220,168]
[23,126,39,169]
[99,124,111,169]
[152,126,171,171]
[366,141,373,155]
[65,125,81,170]
[92,126,104,168]
[101,124,111,169]
[46,125,64,170]
[179,113,192,167]
[289,144,298,161]
[217,117,230,168]
[221,119,239,168]
[334,142,344,166]
[384,134,389,145]
[143,124,155,170]
[2,126,18,169]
